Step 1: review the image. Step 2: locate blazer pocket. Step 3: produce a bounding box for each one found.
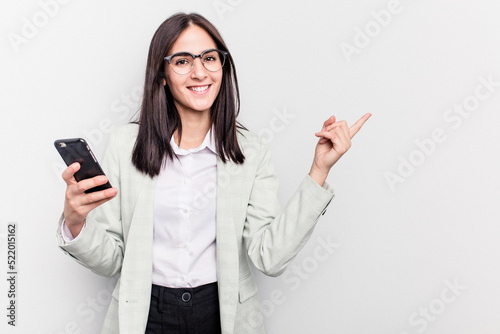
[238,274,258,303]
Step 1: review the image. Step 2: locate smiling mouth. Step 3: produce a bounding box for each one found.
[188,85,210,92]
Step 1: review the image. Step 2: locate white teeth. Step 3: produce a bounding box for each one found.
[189,85,209,92]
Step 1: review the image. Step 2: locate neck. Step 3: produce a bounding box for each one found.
[174,107,212,150]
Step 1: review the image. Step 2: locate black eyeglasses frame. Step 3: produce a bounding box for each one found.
[164,49,229,74]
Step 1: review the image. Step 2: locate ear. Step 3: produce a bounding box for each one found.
[163,78,166,86]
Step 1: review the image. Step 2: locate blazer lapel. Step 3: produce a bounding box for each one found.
[119,172,156,333]
[216,157,240,334]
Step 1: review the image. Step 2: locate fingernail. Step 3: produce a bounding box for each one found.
[99,176,108,183]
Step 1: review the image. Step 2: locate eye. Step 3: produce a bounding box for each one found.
[170,53,193,67]
[203,51,219,63]
[174,58,191,66]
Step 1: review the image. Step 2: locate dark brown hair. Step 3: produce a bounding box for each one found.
[132,12,245,177]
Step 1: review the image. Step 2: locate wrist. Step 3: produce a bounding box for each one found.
[308,164,329,187]
[65,219,85,238]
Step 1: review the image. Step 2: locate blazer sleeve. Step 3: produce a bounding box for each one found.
[242,137,335,277]
[55,130,124,278]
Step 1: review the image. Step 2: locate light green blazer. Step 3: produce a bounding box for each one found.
[56,124,334,334]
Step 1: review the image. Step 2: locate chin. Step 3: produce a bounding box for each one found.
[190,101,215,112]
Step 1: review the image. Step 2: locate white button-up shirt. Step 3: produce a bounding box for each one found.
[151,129,218,288]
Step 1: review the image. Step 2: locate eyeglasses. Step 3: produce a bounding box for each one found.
[164,49,228,75]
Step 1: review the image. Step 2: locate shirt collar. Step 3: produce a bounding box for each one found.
[170,127,217,156]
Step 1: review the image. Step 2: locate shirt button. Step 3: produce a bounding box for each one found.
[182,208,188,214]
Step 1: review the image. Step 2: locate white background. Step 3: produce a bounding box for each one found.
[1,0,500,333]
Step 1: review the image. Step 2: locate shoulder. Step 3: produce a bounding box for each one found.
[109,123,139,142]
[236,128,272,165]
[236,128,263,149]
[101,123,139,161]
[105,123,138,149]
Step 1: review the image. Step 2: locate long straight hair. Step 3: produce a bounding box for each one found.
[132,13,246,177]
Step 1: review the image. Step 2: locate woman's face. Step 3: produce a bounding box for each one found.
[164,25,223,116]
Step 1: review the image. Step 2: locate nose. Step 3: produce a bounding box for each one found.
[191,57,207,79]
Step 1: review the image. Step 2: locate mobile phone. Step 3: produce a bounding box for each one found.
[54,138,112,193]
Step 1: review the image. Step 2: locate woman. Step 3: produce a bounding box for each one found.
[56,12,370,334]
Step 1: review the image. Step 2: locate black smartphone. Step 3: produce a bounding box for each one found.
[54,138,112,193]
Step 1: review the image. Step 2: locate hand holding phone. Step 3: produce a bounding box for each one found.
[55,138,118,237]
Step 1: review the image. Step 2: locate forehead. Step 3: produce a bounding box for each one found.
[170,25,217,54]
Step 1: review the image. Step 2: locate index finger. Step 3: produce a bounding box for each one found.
[349,113,372,139]
[61,162,80,185]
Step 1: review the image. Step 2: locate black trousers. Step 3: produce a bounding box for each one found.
[145,282,222,334]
